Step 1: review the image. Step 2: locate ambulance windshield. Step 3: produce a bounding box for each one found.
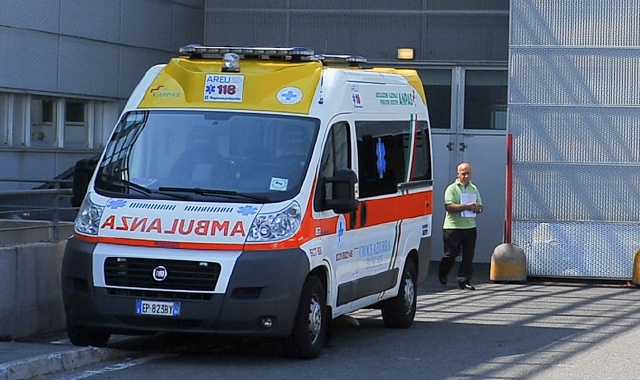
[95,110,319,202]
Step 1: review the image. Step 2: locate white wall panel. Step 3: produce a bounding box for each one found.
[0,28,59,92]
[60,0,121,43]
[121,0,175,51]
[58,38,120,97]
[0,1,60,32]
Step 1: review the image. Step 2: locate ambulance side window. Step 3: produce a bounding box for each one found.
[356,120,431,198]
[315,122,351,211]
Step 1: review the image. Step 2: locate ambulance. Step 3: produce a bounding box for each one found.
[61,45,434,359]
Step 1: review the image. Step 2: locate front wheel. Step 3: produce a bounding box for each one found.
[282,275,327,359]
[381,259,417,328]
[66,322,110,347]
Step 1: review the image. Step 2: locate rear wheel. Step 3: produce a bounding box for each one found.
[381,259,417,328]
[66,322,110,347]
[282,275,327,359]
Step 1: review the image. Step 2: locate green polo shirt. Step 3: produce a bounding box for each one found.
[443,179,483,229]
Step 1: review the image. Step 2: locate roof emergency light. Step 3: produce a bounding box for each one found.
[222,53,240,72]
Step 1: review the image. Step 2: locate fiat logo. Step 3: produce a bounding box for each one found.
[152,266,168,281]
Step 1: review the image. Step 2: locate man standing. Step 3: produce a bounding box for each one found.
[438,162,483,290]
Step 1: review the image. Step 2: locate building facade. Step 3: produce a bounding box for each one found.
[0,0,204,190]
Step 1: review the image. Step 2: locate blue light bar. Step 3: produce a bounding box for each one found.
[320,54,367,64]
[179,44,316,60]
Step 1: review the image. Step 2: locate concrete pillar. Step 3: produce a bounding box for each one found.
[490,243,527,282]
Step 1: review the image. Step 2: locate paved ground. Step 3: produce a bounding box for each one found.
[1,263,636,380]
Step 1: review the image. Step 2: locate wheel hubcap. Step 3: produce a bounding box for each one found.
[403,276,415,313]
[308,295,322,344]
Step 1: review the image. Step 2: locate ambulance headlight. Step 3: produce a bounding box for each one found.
[75,195,104,236]
[248,201,302,242]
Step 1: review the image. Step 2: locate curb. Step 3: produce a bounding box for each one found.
[0,346,130,380]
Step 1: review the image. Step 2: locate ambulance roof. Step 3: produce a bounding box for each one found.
[134,45,426,115]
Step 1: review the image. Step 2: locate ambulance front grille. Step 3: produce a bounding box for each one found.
[104,257,221,292]
[106,288,213,301]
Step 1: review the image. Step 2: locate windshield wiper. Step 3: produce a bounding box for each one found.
[99,174,152,195]
[99,174,192,200]
[158,187,269,202]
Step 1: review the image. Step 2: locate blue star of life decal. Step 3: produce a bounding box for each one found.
[238,205,258,216]
[106,199,127,209]
[337,214,346,244]
[376,137,386,179]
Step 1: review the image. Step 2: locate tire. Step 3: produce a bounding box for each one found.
[66,322,111,347]
[282,275,327,359]
[381,259,417,329]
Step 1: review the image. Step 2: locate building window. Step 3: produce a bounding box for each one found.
[464,70,507,130]
[64,100,88,147]
[30,97,57,146]
[419,69,452,129]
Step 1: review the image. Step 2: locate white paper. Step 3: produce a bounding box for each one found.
[460,193,477,218]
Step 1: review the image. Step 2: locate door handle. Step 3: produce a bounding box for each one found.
[446,142,454,151]
[349,210,357,229]
[459,142,467,151]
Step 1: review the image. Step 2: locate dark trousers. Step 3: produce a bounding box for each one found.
[439,227,477,283]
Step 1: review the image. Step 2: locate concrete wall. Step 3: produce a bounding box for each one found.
[0,221,74,246]
[0,241,67,340]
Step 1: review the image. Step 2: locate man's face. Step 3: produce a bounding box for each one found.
[457,165,472,186]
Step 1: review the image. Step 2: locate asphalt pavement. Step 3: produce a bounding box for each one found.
[1,263,635,380]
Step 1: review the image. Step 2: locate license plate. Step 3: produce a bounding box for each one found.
[135,300,181,317]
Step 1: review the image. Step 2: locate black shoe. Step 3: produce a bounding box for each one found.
[438,273,448,285]
[458,281,475,290]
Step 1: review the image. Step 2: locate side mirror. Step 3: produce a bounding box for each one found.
[72,158,98,208]
[324,168,358,214]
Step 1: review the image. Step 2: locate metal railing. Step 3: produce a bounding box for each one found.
[0,179,78,243]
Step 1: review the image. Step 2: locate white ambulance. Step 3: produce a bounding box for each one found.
[62,45,434,359]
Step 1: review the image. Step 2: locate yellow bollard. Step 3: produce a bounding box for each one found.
[632,250,640,285]
[490,243,527,283]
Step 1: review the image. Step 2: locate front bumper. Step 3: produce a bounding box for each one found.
[61,237,310,336]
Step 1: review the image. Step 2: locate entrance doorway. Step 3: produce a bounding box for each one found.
[419,67,508,264]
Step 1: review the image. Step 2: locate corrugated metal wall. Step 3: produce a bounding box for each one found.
[509,0,640,278]
[204,1,509,61]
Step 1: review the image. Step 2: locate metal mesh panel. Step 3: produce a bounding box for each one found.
[205,0,508,11]
[204,7,508,61]
[509,106,640,164]
[205,11,287,47]
[512,163,640,222]
[290,13,422,58]
[290,0,420,10]
[205,0,288,8]
[509,0,640,279]
[513,221,639,279]
[511,0,640,47]
[425,14,509,61]
[510,48,640,105]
